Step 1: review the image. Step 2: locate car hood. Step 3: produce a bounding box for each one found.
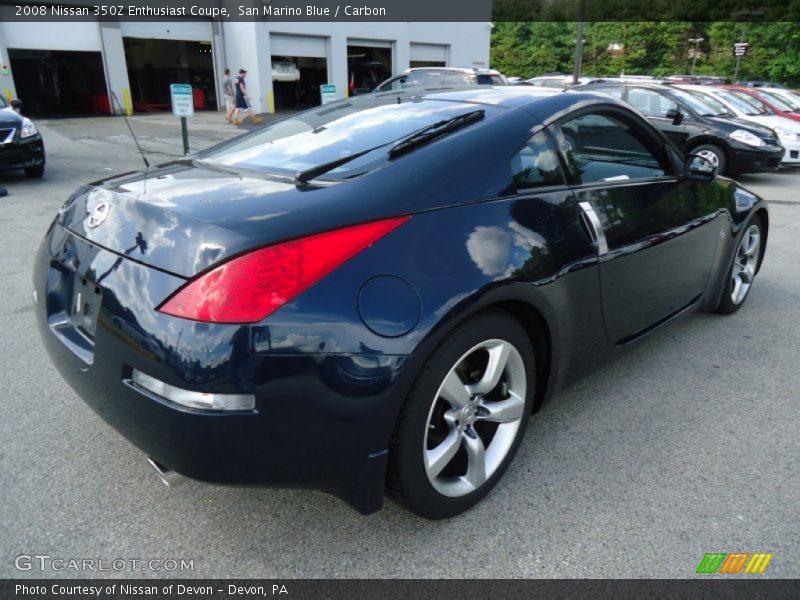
[739,114,800,134]
[708,114,778,136]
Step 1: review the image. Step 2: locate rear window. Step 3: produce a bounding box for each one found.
[405,71,472,88]
[201,99,492,178]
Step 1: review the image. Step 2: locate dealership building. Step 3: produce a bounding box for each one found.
[0,17,492,117]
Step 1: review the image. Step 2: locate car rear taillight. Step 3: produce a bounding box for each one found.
[157,216,409,324]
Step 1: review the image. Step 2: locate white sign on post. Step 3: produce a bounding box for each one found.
[170,84,194,117]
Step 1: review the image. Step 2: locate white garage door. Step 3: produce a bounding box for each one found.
[120,22,212,42]
[410,43,448,64]
[1,22,101,51]
[270,34,327,58]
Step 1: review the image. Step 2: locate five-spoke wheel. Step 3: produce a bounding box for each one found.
[717,214,764,314]
[424,339,526,497]
[388,310,535,519]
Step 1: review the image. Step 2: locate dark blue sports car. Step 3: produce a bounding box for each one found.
[35,87,767,518]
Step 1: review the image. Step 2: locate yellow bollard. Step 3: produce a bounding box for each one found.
[122,88,133,116]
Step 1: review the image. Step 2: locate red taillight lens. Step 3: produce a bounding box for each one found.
[157,216,409,324]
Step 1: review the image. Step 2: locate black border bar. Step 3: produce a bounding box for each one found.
[2,579,800,600]
[1,0,800,22]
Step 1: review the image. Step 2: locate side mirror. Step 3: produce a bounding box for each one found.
[666,108,684,125]
[685,153,717,182]
[10,99,22,114]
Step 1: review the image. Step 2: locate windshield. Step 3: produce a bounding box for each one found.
[669,88,723,116]
[727,91,770,114]
[712,90,762,116]
[758,90,797,111]
[681,90,730,116]
[201,99,491,178]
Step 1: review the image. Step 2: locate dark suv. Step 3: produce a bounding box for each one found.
[572,82,784,175]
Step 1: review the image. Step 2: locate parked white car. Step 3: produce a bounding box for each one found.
[272,60,300,82]
[677,84,800,167]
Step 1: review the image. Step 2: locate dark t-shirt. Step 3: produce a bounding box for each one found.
[235,76,246,103]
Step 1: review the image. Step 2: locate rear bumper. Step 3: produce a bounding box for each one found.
[729,143,784,174]
[34,224,412,513]
[0,134,45,171]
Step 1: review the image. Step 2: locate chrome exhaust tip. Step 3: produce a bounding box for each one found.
[147,457,186,488]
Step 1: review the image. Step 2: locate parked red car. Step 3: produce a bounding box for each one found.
[717,85,800,123]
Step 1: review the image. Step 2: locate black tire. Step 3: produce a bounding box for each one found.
[387,309,535,519]
[24,164,44,178]
[691,144,727,176]
[716,214,764,315]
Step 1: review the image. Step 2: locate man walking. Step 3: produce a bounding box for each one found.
[222,68,235,123]
[232,68,252,126]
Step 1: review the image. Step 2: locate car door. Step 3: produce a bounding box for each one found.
[624,87,693,148]
[552,105,721,343]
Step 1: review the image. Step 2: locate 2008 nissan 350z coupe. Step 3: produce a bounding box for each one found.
[34,87,768,518]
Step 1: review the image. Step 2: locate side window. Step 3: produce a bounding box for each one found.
[593,85,623,99]
[627,88,678,118]
[558,112,667,183]
[511,131,565,190]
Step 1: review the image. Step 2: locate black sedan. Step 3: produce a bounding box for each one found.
[0,97,45,178]
[34,87,768,518]
[572,81,784,176]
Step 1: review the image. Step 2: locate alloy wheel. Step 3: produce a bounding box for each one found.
[731,224,761,305]
[696,149,720,169]
[423,339,526,497]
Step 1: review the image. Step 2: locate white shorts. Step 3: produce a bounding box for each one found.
[225,94,235,111]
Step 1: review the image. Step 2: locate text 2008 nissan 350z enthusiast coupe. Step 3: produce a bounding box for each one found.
[34,87,767,518]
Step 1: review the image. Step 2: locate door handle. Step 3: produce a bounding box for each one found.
[578,202,609,255]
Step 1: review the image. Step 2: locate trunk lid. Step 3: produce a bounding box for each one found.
[56,161,396,278]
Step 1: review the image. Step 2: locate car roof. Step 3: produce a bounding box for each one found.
[368,84,631,117]
[396,85,560,107]
[404,67,502,75]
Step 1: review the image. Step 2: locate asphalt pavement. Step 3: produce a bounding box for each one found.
[0,112,798,578]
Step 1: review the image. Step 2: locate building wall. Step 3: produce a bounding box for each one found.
[0,19,492,115]
[237,22,493,113]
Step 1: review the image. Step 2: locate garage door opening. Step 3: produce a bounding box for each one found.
[123,38,217,113]
[347,44,392,95]
[272,56,327,111]
[8,49,109,117]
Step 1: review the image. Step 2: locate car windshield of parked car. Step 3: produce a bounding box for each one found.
[668,88,723,116]
[766,91,800,111]
[201,99,488,178]
[720,90,769,115]
[680,90,730,116]
[712,90,762,116]
[758,90,796,112]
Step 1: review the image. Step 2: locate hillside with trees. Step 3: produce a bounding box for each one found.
[490,22,800,86]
